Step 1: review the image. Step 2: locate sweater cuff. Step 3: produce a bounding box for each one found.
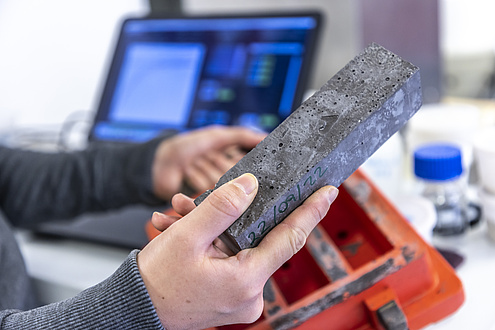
[124,131,177,206]
[1,250,164,329]
[98,249,164,329]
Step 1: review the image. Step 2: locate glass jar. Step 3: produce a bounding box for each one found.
[414,143,467,236]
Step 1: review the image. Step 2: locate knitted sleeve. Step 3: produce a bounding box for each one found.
[0,133,174,227]
[0,250,164,330]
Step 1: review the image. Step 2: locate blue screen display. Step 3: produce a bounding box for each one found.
[92,14,320,143]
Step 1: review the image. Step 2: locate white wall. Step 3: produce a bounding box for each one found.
[440,0,495,98]
[0,0,494,129]
[441,0,495,55]
[0,0,148,128]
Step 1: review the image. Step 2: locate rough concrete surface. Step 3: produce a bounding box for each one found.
[195,43,423,253]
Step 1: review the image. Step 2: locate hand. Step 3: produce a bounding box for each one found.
[137,173,339,329]
[152,193,236,256]
[152,126,266,201]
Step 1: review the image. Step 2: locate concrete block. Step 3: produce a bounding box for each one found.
[195,43,422,253]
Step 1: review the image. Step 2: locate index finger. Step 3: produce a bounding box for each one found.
[179,173,259,249]
[247,186,338,279]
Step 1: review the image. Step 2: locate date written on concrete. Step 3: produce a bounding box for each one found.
[248,165,328,247]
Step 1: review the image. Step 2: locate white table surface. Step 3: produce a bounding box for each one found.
[424,221,495,329]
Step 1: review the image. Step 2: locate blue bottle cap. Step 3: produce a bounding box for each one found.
[414,143,463,181]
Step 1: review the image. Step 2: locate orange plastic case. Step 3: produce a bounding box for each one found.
[146,170,464,329]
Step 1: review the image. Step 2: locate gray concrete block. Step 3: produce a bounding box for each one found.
[195,43,422,253]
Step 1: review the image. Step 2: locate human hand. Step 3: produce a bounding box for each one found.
[152,126,266,201]
[137,173,338,329]
[151,193,236,256]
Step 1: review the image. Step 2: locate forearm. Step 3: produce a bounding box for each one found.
[0,250,164,330]
[0,136,170,226]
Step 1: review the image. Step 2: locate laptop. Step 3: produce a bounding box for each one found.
[89,12,322,144]
[34,12,322,249]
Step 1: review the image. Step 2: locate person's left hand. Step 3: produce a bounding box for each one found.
[138,173,338,329]
[152,126,266,201]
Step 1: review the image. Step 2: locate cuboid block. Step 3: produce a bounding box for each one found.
[195,43,422,253]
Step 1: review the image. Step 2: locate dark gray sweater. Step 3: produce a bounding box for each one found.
[0,140,169,329]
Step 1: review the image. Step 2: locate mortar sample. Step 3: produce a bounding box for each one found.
[195,43,423,253]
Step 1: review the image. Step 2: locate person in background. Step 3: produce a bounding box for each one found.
[0,125,338,329]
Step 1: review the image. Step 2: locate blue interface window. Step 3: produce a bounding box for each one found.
[93,15,319,142]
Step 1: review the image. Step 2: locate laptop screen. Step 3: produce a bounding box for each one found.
[89,13,321,143]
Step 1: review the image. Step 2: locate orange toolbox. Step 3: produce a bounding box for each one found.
[146,169,464,329]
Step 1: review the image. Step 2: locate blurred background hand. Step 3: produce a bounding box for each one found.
[151,126,266,201]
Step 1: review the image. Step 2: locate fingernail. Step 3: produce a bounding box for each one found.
[233,173,258,195]
[152,211,164,219]
[328,187,339,204]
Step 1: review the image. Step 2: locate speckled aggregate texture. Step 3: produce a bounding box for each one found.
[195,43,423,253]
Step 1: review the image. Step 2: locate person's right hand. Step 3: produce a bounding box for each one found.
[137,173,338,330]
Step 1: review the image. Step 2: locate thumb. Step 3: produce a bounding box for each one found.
[183,173,258,249]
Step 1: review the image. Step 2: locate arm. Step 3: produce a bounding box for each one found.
[0,126,266,227]
[0,136,167,227]
[0,250,164,330]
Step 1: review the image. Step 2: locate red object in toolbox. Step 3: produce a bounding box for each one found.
[146,170,464,329]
